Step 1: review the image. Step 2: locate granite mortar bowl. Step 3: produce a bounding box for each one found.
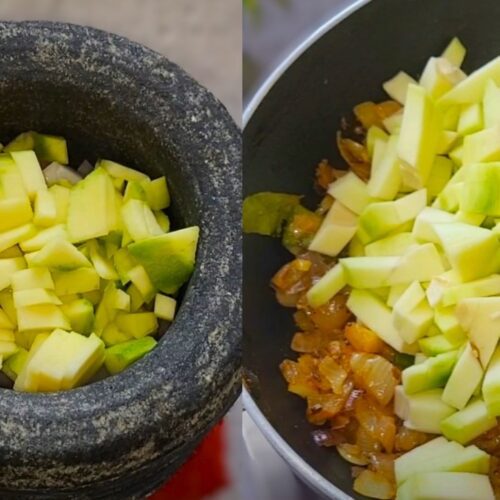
[0,21,241,499]
[243,0,499,498]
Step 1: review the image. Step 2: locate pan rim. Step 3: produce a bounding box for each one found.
[243,1,372,498]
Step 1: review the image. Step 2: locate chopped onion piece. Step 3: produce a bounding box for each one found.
[337,443,369,465]
[353,469,395,499]
[43,162,82,186]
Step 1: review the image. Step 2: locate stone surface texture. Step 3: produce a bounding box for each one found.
[0,21,241,499]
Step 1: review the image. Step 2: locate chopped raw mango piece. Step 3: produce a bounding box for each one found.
[433,223,500,282]
[0,198,33,233]
[129,227,199,294]
[128,265,156,303]
[2,347,28,381]
[11,267,54,291]
[17,304,70,332]
[48,184,70,223]
[457,102,483,135]
[123,180,147,203]
[87,239,118,280]
[0,257,27,292]
[441,342,483,409]
[383,71,417,104]
[419,57,465,100]
[439,56,500,106]
[366,126,388,157]
[142,177,170,210]
[96,159,150,183]
[10,150,47,200]
[154,211,170,233]
[53,268,100,296]
[306,264,346,308]
[26,239,91,271]
[397,472,494,500]
[328,171,374,213]
[0,224,36,253]
[16,330,104,392]
[104,336,157,375]
[34,133,68,164]
[309,201,358,256]
[33,190,57,227]
[347,289,417,354]
[13,288,62,308]
[127,284,145,312]
[442,37,466,67]
[154,294,177,321]
[113,248,138,285]
[121,199,164,242]
[457,297,500,368]
[67,168,113,243]
[101,323,131,347]
[20,225,68,253]
[115,312,158,339]
[60,299,95,336]
[441,399,496,444]
[398,84,440,187]
[402,350,457,394]
[394,387,456,434]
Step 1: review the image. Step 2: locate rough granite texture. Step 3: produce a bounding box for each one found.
[0,21,241,499]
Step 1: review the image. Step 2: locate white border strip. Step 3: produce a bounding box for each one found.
[243,2,372,499]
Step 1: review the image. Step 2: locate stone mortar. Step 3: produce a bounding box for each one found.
[0,21,241,499]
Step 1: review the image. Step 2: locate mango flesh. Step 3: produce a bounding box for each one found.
[26,239,91,271]
[397,472,494,500]
[439,56,500,106]
[456,297,500,367]
[154,294,177,322]
[434,223,500,282]
[309,201,358,256]
[398,84,440,187]
[328,171,374,214]
[441,399,496,444]
[347,289,417,353]
[340,256,399,289]
[367,134,401,200]
[419,334,464,357]
[402,350,457,394]
[306,264,346,308]
[442,37,466,67]
[67,168,113,243]
[441,342,483,409]
[104,336,157,375]
[0,134,189,391]
[393,281,433,344]
[3,347,28,381]
[60,299,94,336]
[383,71,417,104]
[461,162,500,215]
[16,330,104,392]
[115,312,158,339]
[395,437,458,483]
[483,346,500,415]
[129,226,200,294]
[395,387,456,434]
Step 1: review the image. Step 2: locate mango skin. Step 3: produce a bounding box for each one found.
[129,226,199,294]
[104,337,157,375]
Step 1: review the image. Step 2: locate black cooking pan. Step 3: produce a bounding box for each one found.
[243,0,500,497]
